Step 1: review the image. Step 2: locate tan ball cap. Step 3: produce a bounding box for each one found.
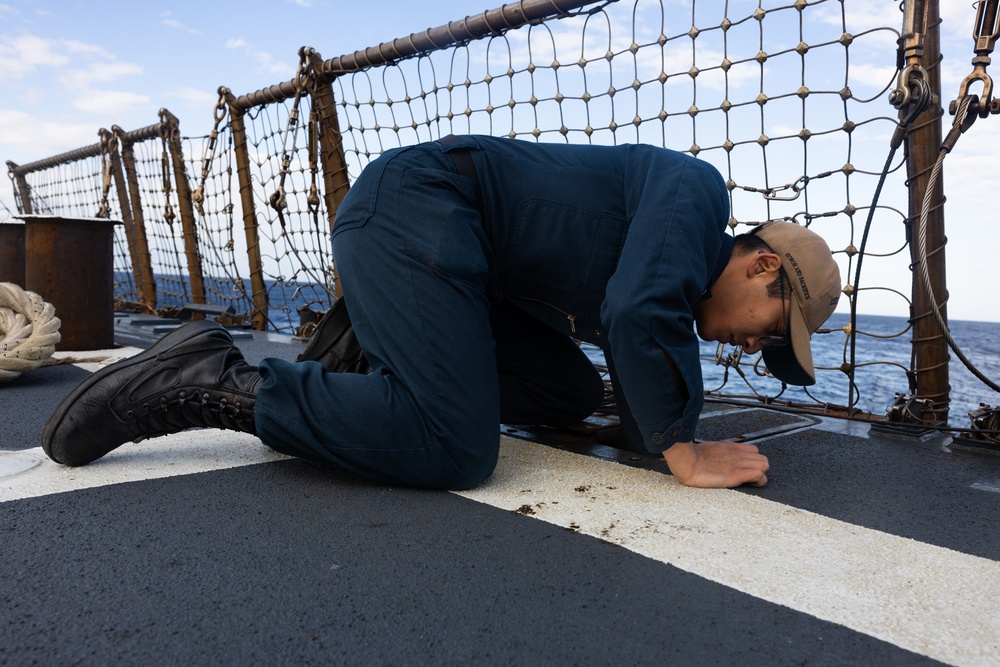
[755,222,842,386]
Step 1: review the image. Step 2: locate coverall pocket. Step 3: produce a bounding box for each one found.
[331,151,395,237]
[399,165,488,288]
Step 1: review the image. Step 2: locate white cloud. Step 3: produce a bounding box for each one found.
[0,107,100,155]
[0,4,17,19]
[843,3,902,33]
[287,0,313,7]
[0,34,142,97]
[61,39,114,57]
[58,60,143,89]
[847,62,896,90]
[0,34,69,80]
[939,4,979,40]
[72,89,152,116]
[225,37,296,76]
[17,88,43,105]
[165,85,219,111]
[160,11,202,35]
[0,33,148,127]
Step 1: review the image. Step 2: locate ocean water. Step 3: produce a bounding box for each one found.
[696,311,1000,424]
[588,311,999,425]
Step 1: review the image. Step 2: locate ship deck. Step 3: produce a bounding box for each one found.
[2,314,998,666]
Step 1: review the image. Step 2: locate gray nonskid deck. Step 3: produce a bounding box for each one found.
[1,317,995,666]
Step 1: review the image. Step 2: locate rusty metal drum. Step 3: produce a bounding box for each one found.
[21,215,119,351]
[0,222,25,286]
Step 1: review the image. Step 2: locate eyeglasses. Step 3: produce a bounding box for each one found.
[756,269,790,350]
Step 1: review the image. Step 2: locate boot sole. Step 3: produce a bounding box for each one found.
[41,321,230,464]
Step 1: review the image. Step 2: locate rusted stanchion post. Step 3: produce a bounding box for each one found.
[903,0,950,424]
[225,90,270,330]
[107,127,157,312]
[6,162,33,215]
[116,127,158,313]
[307,48,351,298]
[161,109,206,307]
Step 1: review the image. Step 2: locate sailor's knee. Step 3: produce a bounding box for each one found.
[434,433,499,491]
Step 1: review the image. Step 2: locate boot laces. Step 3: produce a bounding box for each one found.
[131,388,255,440]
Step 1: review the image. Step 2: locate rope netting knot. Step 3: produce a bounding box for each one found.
[0,282,61,383]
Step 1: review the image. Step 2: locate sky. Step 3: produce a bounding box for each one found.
[0,0,998,323]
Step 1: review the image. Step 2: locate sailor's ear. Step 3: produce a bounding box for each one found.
[747,249,781,277]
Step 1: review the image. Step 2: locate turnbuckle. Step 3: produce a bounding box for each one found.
[890,0,933,120]
[943,0,1000,150]
[949,0,1000,118]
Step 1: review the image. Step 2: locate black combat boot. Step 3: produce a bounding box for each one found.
[295,297,371,374]
[42,320,261,466]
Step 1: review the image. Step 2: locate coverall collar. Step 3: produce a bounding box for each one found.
[696,234,735,304]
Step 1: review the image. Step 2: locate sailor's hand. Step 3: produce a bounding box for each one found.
[661,440,769,488]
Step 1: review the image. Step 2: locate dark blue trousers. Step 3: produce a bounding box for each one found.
[254,143,603,489]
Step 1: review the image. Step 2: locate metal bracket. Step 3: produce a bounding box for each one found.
[951,403,1000,453]
[869,392,943,441]
[177,302,237,321]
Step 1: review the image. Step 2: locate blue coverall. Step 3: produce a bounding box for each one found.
[254,135,734,489]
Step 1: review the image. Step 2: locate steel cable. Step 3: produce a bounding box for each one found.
[915,122,1000,394]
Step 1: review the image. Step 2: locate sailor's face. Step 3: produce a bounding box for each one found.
[693,251,786,352]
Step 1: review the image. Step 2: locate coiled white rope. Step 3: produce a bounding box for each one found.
[0,282,61,383]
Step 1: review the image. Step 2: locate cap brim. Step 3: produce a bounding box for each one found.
[761,299,816,386]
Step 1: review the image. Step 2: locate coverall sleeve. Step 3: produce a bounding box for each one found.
[600,147,730,453]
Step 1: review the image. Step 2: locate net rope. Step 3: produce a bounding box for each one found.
[329,0,911,417]
[11,0,990,423]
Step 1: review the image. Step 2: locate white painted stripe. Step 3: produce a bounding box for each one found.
[457,439,1000,667]
[971,481,1000,494]
[4,394,997,666]
[0,433,288,502]
[0,347,291,502]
